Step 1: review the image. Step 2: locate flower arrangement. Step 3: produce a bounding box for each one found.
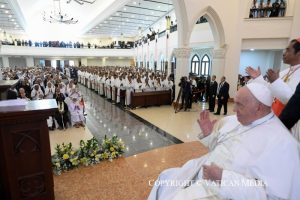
[52,136,125,175]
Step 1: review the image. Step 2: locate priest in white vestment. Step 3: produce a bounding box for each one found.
[148,83,300,200]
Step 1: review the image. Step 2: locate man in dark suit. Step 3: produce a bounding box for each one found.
[208,75,218,112]
[279,82,300,129]
[215,76,230,115]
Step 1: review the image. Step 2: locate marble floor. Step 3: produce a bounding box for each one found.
[54,141,208,200]
[130,101,235,142]
[79,85,177,157]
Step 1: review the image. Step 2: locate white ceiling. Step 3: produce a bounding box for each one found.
[0,0,24,33]
[1,0,173,40]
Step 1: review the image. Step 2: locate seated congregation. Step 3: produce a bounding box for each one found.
[4,67,85,130]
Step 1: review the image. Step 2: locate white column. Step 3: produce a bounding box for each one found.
[2,56,9,68]
[173,47,192,100]
[25,56,34,67]
[81,58,87,66]
[211,48,226,82]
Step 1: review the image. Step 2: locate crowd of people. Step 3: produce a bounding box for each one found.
[76,66,174,107]
[0,39,134,49]
[249,0,286,18]
[1,67,85,129]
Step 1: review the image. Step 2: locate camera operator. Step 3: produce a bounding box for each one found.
[179,76,192,111]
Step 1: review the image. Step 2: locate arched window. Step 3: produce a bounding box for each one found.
[201,54,210,76]
[191,55,200,75]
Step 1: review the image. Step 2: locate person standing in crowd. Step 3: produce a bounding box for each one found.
[179,76,192,111]
[208,75,218,112]
[214,76,229,115]
[270,0,280,17]
[205,75,211,102]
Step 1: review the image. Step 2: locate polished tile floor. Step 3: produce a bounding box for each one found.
[79,85,176,157]
[54,141,208,200]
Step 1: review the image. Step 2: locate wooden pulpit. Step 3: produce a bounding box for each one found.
[0,99,57,200]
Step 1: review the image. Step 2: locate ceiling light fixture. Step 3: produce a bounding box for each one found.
[43,0,78,24]
[66,0,96,5]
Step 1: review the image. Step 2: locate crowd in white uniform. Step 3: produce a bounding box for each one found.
[75,66,174,106]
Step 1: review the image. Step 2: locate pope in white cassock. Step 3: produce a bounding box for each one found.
[148,83,300,200]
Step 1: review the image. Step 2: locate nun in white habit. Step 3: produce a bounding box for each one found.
[148,83,300,200]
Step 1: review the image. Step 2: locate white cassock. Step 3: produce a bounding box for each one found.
[100,76,105,95]
[111,78,116,101]
[69,101,85,125]
[114,79,121,103]
[125,81,134,106]
[91,74,95,90]
[97,75,101,93]
[78,70,82,83]
[105,78,111,99]
[252,64,300,141]
[148,113,300,200]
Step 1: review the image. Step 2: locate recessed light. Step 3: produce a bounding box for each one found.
[1,5,5,8]
[8,15,12,18]
[133,1,136,5]
[5,10,9,14]
[151,12,154,15]
[250,48,255,51]
[110,17,112,20]
[123,8,126,11]
[157,6,160,8]
[11,19,15,22]
[131,15,135,18]
[126,19,129,22]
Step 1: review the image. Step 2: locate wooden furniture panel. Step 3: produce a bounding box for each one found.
[0,99,57,200]
[131,90,171,108]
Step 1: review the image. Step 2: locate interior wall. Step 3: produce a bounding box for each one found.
[189,23,214,47]
[8,57,26,67]
[240,50,283,75]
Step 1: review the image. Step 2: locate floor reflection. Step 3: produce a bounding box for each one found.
[79,85,175,157]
